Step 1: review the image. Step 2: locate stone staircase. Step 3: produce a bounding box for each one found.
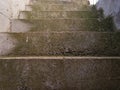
[0,0,120,89]
[8,0,120,56]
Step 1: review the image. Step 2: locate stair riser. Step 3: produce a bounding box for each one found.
[0,59,119,89]
[11,20,33,32]
[19,11,98,19]
[31,19,99,31]
[4,32,120,56]
[34,0,73,4]
[33,0,88,5]
[31,4,89,11]
[11,19,101,32]
[0,34,17,55]
[25,5,32,11]
[28,0,37,5]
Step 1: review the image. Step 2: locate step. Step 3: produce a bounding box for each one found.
[33,1,74,4]
[34,0,74,4]
[29,3,90,11]
[33,0,89,5]
[19,11,98,19]
[11,19,33,32]
[1,32,120,56]
[11,19,101,32]
[25,5,33,11]
[12,19,113,32]
[28,0,37,5]
[28,0,86,5]
[0,56,119,89]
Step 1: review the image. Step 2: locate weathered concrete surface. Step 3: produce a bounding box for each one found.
[0,15,11,32]
[12,18,114,32]
[0,57,119,90]
[0,34,17,55]
[11,19,100,32]
[11,19,33,32]
[34,0,89,5]
[19,11,98,19]
[17,0,114,32]
[30,3,89,11]
[3,32,120,56]
[24,0,90,19]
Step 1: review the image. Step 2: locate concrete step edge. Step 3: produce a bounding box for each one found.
[13,18,99,21]
[18,18,99,20]
[0,31,119,34]
[20,10,92,12]
[28,3,74,4]
[30,0,77,3]
[0,56,120,60]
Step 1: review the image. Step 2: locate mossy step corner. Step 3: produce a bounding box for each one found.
[0,57,119,89]
[1,32,120,56]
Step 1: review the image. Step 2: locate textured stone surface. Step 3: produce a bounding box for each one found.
[17,0,114,32]
[3,32,120,56]
[12,17,114,32]
[11,19,33,32]
[19,11,98,19]
[12,19,100,32]
[31,3,89,11]
[0,34,17,55]
[33,0,89,5]
[21,0,90,20]
[0,57,119,90]
[0,1,120,90]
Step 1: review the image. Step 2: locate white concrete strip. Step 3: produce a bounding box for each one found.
[0,56,120,60]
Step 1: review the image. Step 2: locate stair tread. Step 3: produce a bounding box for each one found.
[0,56,119,90]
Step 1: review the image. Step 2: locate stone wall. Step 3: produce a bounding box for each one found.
[0,0,29,32]
[0,0,11,32]
[12,0,30,18]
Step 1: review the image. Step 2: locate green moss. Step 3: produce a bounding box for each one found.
[88,6,114,31]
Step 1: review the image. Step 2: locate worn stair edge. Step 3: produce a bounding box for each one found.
[0,56,120,60]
